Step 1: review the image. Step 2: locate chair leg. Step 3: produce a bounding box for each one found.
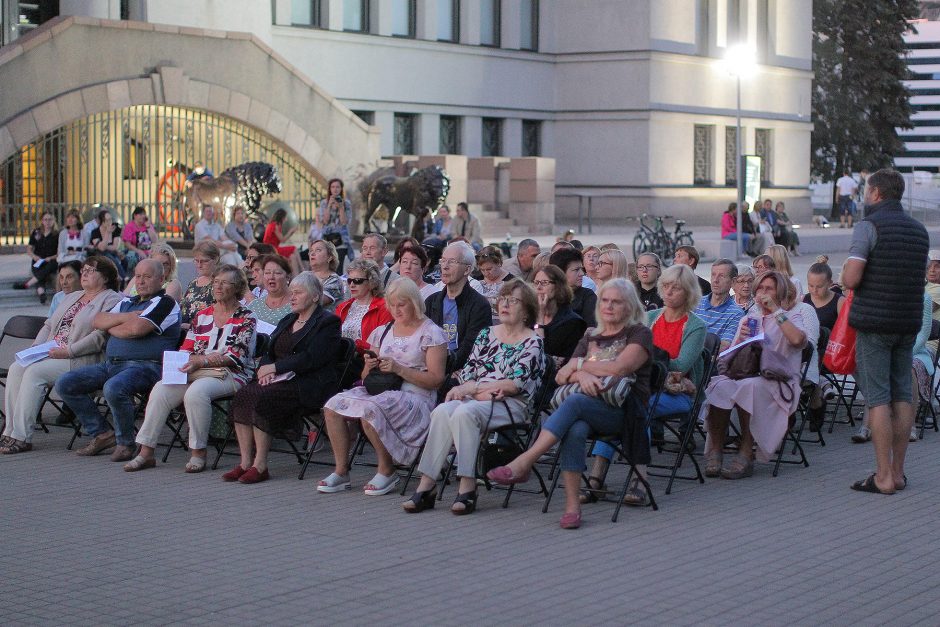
[211,424,234,470]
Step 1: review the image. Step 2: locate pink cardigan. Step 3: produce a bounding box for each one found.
[721,212,737,238]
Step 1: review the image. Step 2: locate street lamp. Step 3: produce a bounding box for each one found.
[722,44,757,259]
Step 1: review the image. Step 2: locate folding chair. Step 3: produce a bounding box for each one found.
[0,315,48,420]
[771,341,815,477]
[915,320,940,439]
[795,326,830,448]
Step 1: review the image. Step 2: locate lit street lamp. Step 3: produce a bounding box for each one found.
[722,44,757,259]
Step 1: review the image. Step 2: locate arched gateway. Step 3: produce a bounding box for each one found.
[0,16,380,243]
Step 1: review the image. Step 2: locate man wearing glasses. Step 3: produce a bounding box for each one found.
[56,259,182,462]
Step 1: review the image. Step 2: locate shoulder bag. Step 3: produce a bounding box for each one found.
[363,323,404,395]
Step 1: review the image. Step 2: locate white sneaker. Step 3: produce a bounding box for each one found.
[909,427,919,442]
[851,426,871,443]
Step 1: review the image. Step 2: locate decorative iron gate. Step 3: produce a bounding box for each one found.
[0,105,327,244]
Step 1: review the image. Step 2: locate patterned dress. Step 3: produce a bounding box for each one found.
[323,318,447,464]
[181,304,258,385]
[181,279,214,324]
[455,326,545,407]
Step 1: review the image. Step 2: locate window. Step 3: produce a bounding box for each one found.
[520,0,538,51]
[480,0,500,47]
[343,0,369,32]
[394,113,416,154]
[123,137,145,181]
[291,0,323,27]
[437,0,459,42]
[693,125,713,185]
[351,110,375,125]
[391,0,416,37]
[440,116,461,154]
[522,120,541,157]
[725,126,738,186]
[482,118,502,156]
[755,128,773,185]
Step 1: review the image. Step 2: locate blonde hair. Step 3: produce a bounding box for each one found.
[385,276,426,319]
[150,242,178,281]
[192,240,221,261]
[599,242,620,252]
[593,278,646,334]
[765,244,793,277]
[310,239,340,272]
[657,264,701,314]
[531,251,552,277]
[599,249,629,280]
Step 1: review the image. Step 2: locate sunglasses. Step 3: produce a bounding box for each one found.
[347,277,368,285]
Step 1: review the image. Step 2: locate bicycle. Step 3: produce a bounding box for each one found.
[629,214,695,265]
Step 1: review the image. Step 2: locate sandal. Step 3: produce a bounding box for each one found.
[403,489,437,513]
[0,439,32,455]
[184,456,207,474]
[485,465,530,486]
[363,472,400,496]
[123,456,156,472]
[850,473,895,495]
[451,491,478,515]
[704,451,723,478]
[621,477,650,507]
[579,476,607,504]
[719,453,754,480]
[317,472,351,493]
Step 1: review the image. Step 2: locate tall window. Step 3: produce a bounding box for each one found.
[343,0,369,32]
[440,116,461,154]
[755,128,773,185]
[394,114,416,154]
[725,126,738,186]
[123,137,145,180]
[437,0,459,42]
[480,0,500,47]
[522,120,541,157]
[291,0,322,27]
[693,125,714,185]
[391,0,416,37]
[482,118,502,156]
[520,0,538,51]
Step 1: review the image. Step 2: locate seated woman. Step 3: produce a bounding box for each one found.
[476,246,513,324]
[262,208,303,275]
[634,253,664,312]
[248,254,293,327]
[403,279,545,515]
[307,239,348,313]
[124,242,183,302]
[397,245,437,300]
[582,264,705,504]
[181,240,220,328]
[766,244,802,299]
[243,242,276,302]
[15,211,58,303]
[318,278,447,496]
[732,264,756,314]
[226,272,343,483]
[89,209,126,281]
[47,260,82,316]
[803,263,843,331]
[0,256,122,454]
[487,279,654,529]
[534,265,586,365]
[125,265,257,473]
[582,246,602,291]
[596,249,630,284]
[335,258,393,348]
[57,209,88,267]
[549,247,597,327]
[752,254,774,276]
[702,270,807,479]
[721,202,752,255]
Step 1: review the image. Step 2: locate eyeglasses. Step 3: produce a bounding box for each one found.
[636,264,659,271]
[533,280,553,287]
[497,296,522,306]
[441,259,469,268]
[597,261,614,267]
[212,280,235,288]
[753,264,770,272]
[80,267,99,275]
[347,277,368,285]
[734,277,754,284]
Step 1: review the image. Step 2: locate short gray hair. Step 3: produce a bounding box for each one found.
[363,233,388,252]
[712,258,738,279]
[445,240,477,270]
[735,264,755,279]
[517,238,539,255]
[290,271,323,303]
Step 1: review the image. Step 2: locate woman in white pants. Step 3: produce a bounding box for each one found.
[403,279,545,515]
[1,256,122,454]
[125,265,257,473]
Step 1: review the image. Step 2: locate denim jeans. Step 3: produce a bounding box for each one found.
[591,392,692,460]
[55,359,162,446]
[723,232,751,253]
[542,393,625,473]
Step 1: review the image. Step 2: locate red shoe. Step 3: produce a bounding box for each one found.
[222,465,248,482]
[559,512,582,529]
[238,466,270,484]
[486,465,531,486]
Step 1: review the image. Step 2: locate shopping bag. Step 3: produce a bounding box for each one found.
[823,291,856,375]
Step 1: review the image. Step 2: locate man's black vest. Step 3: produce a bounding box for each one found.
[849,199,929,334]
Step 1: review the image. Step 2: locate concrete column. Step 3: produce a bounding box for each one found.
[460,0,480,45]
[418,113,440,155]
[503,118,523,157]
[416,0,437,40]
[273,0,291,25]
[462,116,483,157]
[374,110,395,156]
[501,0,521,49]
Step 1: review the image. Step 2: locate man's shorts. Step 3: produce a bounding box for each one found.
[855,331,915,408]
[839,195,856,216]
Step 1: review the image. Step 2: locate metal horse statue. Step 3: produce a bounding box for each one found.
[363,165,450,240]
[183,161,282,238]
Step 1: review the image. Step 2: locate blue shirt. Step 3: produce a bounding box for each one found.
[105,291,182,361]
[694,293,744,344]
[443,296,458,351]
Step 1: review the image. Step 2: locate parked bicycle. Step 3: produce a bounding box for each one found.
[629,214,695,265]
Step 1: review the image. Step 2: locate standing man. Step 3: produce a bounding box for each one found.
[693,258,744,350]
[836,169,859,229]
[502,238,541,283]
[674,245,712,297]
[842,169,929,495]
[360,233,399,288]
[451,202,484,251]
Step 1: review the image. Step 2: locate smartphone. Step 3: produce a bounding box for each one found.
[363,350,378,359]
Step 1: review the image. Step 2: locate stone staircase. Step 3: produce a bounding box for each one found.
[470,203,520,239]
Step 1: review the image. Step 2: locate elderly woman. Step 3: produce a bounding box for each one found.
[752,254,774,276]
[124,242,183,302]
[226,272,343,483]
[534,265,586,364]
[549,247,597,327]
[15,211,58,302]
[404,279,545,514]
[732,264,756,314]
[582,246,602,290]
[308,239,348,313]
[125,265,257,473]
[47,260,82,316]
[181,240,220,327]
[318,278,448,495]
[583,265,706,505]
[487,279,654,529]
[703,270,808,479]
[89,209,126,280]
[335,258,393,348]
[476,246,513,324]
[0,256,122,454]
[397,245,436,300]
[531,251,551,278]
[633,252,664,312]
[248,254,293,326]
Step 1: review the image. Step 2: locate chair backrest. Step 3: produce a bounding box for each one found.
[335,337,359,389]
[254,333,270,359]
[1,315,47,341]
[702,332,721,382]
[799,340,814,384]
[528,358,558,422]
[642,360,669,423]
[930,319,940,343]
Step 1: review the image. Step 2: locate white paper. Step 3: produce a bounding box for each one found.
[161,351,189,384]
[255,320,276,336]
[718,331,764,359]
[32,259,45,268]
[270,371,295,384]
[15,340,58,367]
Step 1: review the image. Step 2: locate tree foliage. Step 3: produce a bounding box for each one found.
[811,0,920,186]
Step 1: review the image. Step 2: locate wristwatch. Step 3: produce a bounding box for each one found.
[775,312,788,325]
[577,357,585,370]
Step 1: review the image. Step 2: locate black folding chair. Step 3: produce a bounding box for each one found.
[771,341,815,477]
[0,315,48,420]
[796,326,830,448]
[915,320,940,439]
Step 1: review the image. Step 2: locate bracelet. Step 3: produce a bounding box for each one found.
[775,313,788,325]
[577,357,585,371]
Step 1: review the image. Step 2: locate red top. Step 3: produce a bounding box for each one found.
[335,296,394,353]
[652,313,687,359]
[263,222,282,246]
[721,212,736,238]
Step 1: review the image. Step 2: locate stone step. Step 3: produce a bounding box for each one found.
[0,287,51,309]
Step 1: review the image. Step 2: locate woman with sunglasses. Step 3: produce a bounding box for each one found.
[335,258,393,349]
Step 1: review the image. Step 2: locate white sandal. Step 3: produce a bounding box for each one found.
[363,472,400,496]
[317,472,351,493]
[185,456,207,473]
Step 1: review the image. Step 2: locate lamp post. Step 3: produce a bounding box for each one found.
[723,44,757,259]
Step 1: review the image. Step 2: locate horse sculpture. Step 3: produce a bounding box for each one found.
[183,161,282,238]
[363,165,450,240]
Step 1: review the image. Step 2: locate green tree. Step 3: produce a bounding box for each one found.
[812,0,919,215]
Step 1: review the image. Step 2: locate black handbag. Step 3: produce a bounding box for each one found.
[717,342,762,380]
[363,323,404,395]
